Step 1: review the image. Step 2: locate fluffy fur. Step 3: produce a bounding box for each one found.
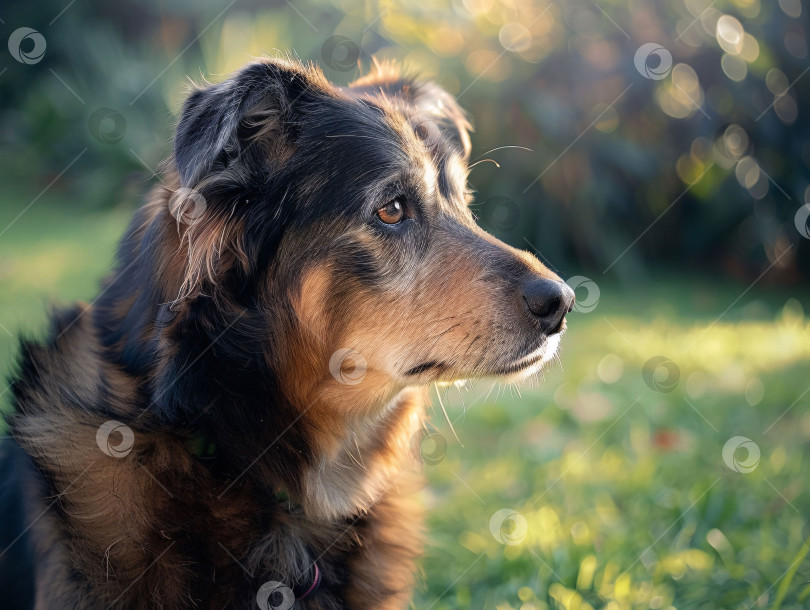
[0,58,570,609]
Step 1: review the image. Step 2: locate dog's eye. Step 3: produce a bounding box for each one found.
[376,199,406,225]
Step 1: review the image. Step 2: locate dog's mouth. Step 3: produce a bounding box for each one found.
[490,333,562,380]
[404,332,562,383]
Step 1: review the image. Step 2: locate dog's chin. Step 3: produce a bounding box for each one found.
[487,333,562,383]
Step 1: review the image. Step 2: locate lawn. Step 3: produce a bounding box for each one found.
[413,285,810,609]
[1,191,809,609]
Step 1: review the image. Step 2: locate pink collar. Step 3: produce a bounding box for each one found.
[298,561,321,600]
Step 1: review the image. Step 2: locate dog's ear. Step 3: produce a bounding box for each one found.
[349,64,472,160]
[170,60,331,300]
[409,79,472,161]
[174,59,326,187]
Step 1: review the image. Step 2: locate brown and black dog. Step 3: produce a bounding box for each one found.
[0,59,574,609]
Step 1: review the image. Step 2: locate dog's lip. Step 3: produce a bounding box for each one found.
[489,342,549,376]
[490,330,565,377]
[490,352,546,376]
[405,330,564,380]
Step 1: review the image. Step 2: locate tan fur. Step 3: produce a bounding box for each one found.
[5,59,570,609]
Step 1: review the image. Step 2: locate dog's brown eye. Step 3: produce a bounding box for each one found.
[377,199,405,225]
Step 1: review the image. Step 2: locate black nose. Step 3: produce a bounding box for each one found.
[522,278,575,333]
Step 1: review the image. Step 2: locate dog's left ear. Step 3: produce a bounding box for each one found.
[174,59,324,187]
[349,65,472,160]
[170,60,330,300]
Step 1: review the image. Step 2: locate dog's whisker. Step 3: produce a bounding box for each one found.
[468,158,499,169]
[433,384,463,448]
[471,145,534,161]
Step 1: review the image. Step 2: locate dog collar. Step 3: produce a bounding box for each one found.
[184,433,215,459]
[297,560,322,600]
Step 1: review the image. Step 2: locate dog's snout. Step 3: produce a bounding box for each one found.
[522,278,575,333]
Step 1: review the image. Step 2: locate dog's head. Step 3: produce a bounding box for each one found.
[135,59,573,416]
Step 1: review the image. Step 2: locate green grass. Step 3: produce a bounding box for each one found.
[414,288,810,609]
[0,189,132,399]
[1,194,809,609]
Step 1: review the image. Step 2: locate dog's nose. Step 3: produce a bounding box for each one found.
[522,278,575,333]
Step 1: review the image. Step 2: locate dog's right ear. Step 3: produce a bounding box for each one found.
[349,63,472,161]
[174,60,327,187]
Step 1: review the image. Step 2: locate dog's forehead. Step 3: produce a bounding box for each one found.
[288,99,406,187]
[298,91,466,211]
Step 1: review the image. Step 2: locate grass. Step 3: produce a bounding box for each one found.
[0,188,131,392]
[413,289,810,609]
[1,193,809,609]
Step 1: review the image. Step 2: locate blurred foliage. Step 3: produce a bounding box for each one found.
[1,0,809,280]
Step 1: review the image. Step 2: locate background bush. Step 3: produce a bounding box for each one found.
[1,0,809,281]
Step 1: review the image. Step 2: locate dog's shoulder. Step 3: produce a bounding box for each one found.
[11,303,103,415]
[2,304,116,606]
[9,303,141,429]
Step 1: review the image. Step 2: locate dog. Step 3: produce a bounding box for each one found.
[0,58,574,609]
